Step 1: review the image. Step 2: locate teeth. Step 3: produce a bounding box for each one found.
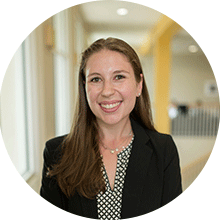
[101,102,121,109]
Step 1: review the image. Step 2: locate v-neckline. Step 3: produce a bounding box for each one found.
[102,163,117,191]
[101,140,133,191]
[101,146,127,191]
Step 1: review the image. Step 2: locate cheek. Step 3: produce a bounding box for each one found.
[86,86,98,104]
[122,84,138,99]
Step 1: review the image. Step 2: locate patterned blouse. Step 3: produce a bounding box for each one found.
[96,136,134,220]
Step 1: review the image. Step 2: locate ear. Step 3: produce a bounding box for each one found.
[136,74,143,97]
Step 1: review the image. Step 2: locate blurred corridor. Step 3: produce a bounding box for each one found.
[0,1,219,194]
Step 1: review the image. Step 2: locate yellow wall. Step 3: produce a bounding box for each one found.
[140,15,181,133]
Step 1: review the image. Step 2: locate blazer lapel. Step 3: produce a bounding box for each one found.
[121,118,153,218]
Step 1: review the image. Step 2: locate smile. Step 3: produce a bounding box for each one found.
[100,102,121,109]
[99,101,122,113]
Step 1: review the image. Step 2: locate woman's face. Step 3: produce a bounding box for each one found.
[85,49,143,127]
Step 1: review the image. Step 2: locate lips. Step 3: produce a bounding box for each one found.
[100,101,121,109]
[99,101,122,112]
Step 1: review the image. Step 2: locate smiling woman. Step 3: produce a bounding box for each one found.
[40,37,182,219]
[85,49,142,127]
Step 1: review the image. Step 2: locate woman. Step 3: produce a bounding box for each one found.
[40,38,182,219]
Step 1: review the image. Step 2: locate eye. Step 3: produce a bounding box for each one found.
[91,77,101,83]
[115,75,125,80]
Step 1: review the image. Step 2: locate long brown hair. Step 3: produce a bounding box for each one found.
[49,38,156,199]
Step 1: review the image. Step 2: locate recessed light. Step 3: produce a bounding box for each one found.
[188,45,198,53]
[117,8,128,16]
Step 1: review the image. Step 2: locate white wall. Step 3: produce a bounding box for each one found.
[141,53,218,106]
[0,45,27,176]
[171,54,218,104]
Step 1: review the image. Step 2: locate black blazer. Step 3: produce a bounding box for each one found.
[40,118,182,219]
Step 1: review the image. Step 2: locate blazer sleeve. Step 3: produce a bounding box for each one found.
[161,135,182,206]
[40,141,68,210]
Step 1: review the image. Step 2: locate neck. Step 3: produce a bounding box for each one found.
[98,117,132,142]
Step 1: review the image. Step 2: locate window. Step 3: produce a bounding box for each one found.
[53,10,72,136]
[0,41,34,180]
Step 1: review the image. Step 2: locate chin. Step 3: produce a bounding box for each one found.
[97,114,129,126]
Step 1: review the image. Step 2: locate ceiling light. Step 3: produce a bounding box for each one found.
[117,8,128,16]
[188,45,198,53]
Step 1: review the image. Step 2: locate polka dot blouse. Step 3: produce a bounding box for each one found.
[96,136,134,220]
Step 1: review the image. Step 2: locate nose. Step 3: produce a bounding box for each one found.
[101,80,115,97]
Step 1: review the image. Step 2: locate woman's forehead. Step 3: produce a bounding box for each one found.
[86,50,132,72]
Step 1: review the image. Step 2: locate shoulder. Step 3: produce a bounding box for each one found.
[131,117,174,148]
[46,135,67,148]
[144,128,179,165]
[43,135,67,165]
[131,117,177,154]
[145,128,174,148]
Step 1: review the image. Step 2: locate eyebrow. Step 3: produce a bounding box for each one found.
[86,72,102,78]
[113,70,130,74]
[87,70,130,78]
